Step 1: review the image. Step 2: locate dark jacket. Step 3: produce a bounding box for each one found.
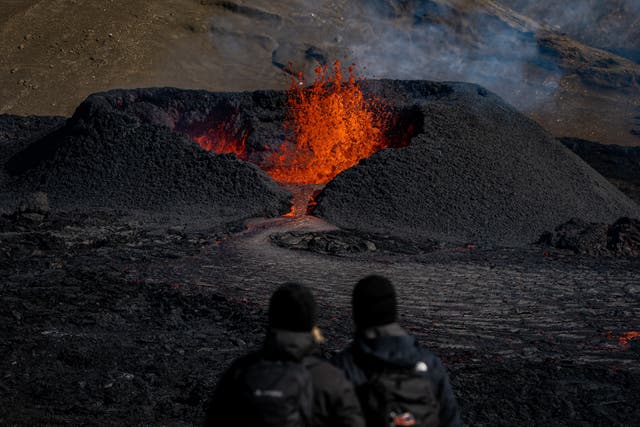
[332,323,462,427]
[205,329,365,427]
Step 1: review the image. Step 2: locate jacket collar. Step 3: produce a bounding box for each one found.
[354,323,421,368]
[263,329,315,361]
[359,322,407,340]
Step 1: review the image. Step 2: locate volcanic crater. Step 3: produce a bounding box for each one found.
[3,76,637,246]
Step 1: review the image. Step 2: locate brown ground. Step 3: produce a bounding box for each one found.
[0,0,231,116]
[1,0,640,145]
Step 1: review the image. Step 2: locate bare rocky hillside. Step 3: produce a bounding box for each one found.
[1,0,639,145]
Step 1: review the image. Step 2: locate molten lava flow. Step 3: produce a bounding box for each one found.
[606,330,640,350]
[191,125,248,160]
[618,331,640,349]
[279,183,323,218]
[268,61,389,184]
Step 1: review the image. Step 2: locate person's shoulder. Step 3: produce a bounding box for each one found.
[331,346,355,367]
[416,345,442,364]
[223,350,264,374]
[412,343,448,379]
[305,355,340,372]
[304,355,351,383]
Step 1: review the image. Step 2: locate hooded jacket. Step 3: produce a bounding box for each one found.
[332,323,462,427]
[205,329,365,427]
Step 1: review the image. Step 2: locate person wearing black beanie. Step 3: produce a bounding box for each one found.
[268,282,318,332]
[352,275,397,330]
[333,275,462,427]
[205,283,364,427]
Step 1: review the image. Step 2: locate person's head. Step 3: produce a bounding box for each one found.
[352,275,397,331]
[268,282,317,333]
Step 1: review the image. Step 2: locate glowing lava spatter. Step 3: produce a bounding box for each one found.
[606,330,640,350]
[187,60,400,216]
[192,127,248,160]
[268,61,389,185]
[618,331,640,349]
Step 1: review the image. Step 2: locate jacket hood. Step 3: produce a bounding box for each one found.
[263,329,315,361]
[355,323,424,368]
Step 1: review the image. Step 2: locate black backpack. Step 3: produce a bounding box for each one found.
[356,361,440,427]
[235,357,314,427]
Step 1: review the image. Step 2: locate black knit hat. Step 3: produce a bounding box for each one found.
[268,283,317,332]
[352,275,397,330]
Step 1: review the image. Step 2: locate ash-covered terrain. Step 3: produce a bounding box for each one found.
[1,79,640,426]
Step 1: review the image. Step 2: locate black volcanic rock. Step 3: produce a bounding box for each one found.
[0,115,67,181]
[0,115,66,146]
[539,217,640,256]
[0,115,66,211]
[2,91,291,218]
[314,81,640,245]
[270,229,441,256]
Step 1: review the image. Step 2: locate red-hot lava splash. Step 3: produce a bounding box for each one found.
[607,330,640,350]
[191,124,248,161]
[617,331,640,349]
[190,61,394,187]
[267,61,390,185]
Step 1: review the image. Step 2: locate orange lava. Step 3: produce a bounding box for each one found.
[282,206,297,218]
[618,331,640,348]
[192,126,248,160]
[267,61,389,184]
[279,185,322,218]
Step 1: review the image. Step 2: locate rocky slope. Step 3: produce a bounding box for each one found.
[315,81,639,245]
[501,0,640,63]
[561,137,640,204]
[1,90,292,217]
[1,0,639,145]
